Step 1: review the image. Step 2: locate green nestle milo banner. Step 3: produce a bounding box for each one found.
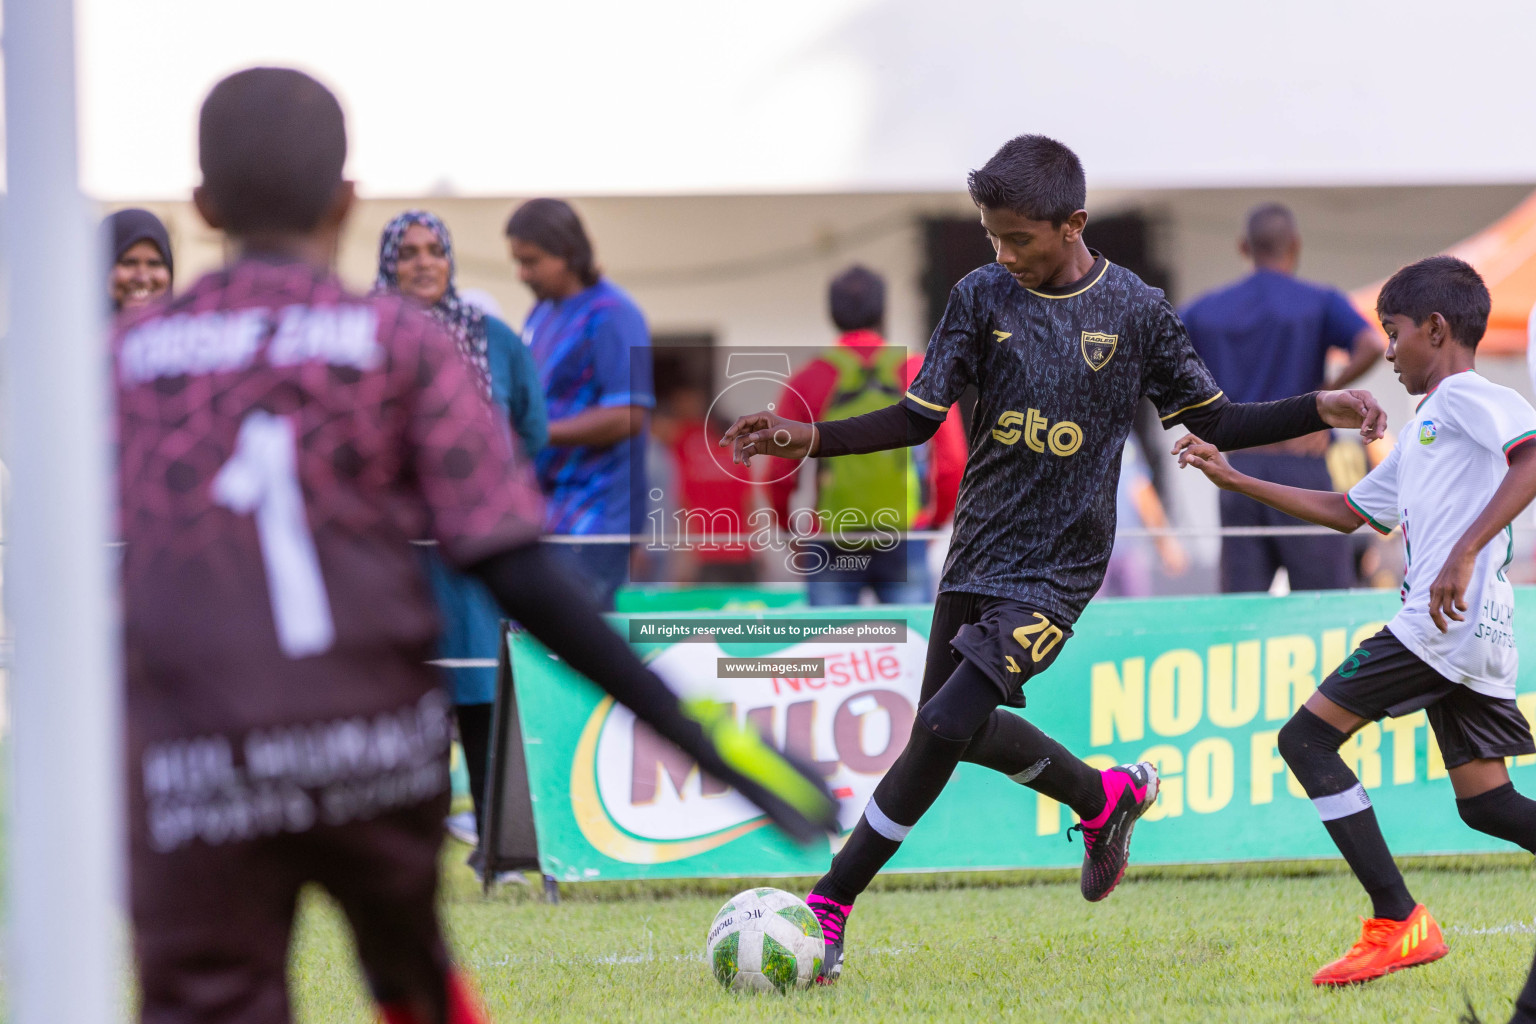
[507,590,1536,882]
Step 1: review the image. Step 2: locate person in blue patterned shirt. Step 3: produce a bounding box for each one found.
[506,199,652,610]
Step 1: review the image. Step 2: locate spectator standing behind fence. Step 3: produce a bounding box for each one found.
[652,382,760,584]
[104,208,174,313]
[1181,204,1385,592]
[507,199,653,610]
[768,265,965,605]
[374,209,547,877]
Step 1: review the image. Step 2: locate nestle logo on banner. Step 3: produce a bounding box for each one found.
[631,648,910,801]
[573,638,926,859]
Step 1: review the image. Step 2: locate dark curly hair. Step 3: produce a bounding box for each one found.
[967,134,1086,226]
[1377,255,1490,349]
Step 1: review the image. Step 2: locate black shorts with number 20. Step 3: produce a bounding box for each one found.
[925,592,1074,708]
[1318,627,1534,770]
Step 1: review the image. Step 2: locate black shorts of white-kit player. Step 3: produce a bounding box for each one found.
[1318,627,1535,768]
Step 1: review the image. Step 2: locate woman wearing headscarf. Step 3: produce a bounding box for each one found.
[375,210,547,875]
[104,208,174,313]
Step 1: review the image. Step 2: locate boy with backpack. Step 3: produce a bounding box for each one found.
[767,265,966,604]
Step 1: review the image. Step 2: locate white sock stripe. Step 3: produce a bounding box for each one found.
[1009,758,1051,785]
[1313,784,1373,821]
[863,798,912,842]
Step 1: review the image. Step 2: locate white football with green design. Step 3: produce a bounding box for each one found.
[706,887,824,993]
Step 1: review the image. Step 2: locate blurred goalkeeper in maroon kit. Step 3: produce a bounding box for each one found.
[723,133,1389,985]
[115,67,836,1024]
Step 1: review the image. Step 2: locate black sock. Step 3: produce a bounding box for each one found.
[814,660,1002,904]
[1279,707,1415,921]
[814,717,968,904]
[1321,808,1416,921]
[964,710,1105,819]
[812,818,897,906]
[1457,782,1536,854]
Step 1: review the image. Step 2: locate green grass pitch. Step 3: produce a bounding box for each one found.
[288,846,1536,1023]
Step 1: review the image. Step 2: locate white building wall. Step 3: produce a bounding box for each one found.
[131,184,1536,360]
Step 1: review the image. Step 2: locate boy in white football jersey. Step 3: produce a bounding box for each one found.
[1177,256,1536,988]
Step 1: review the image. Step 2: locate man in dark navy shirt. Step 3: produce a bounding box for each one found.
[1182,203,1385,592]
[722,136,1388,986]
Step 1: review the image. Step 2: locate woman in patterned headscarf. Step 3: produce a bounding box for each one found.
[376,210,546,879]
[375,210,545,446]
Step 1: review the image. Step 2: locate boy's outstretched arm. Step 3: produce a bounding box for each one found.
[1426,443,1536,632]
[1175,435,1364,533]
[1175,389,1388,451]
[720,402,941,466]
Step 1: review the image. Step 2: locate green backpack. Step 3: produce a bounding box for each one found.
[815,345,920,537]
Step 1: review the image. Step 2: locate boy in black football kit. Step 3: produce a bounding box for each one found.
[722,135,1387,984]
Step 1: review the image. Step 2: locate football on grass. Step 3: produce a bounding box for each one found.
[706,887,824,993]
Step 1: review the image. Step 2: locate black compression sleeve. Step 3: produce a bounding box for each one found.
[1175,392,1327,451]
[815,403,941,457]
[467,543,706,752]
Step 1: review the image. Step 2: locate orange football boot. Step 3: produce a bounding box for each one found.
[1312,904,1448,986]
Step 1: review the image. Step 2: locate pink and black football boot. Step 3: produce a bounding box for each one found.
[1070,762,1159,902]
[806,893,851,984]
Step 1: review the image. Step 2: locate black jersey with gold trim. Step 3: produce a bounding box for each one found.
[903,255,1220,622]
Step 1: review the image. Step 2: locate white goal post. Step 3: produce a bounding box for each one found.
[3,0,123,1020]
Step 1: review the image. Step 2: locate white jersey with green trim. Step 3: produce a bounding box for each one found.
[1346,370,1536,698]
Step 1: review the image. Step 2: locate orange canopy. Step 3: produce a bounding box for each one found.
[1352,190,1536,355]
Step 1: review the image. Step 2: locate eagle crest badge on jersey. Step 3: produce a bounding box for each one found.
[1080,331,1118,371]
[1419,420,1437,445]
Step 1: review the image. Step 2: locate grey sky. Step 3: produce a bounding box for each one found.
[75,0,1536,198]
